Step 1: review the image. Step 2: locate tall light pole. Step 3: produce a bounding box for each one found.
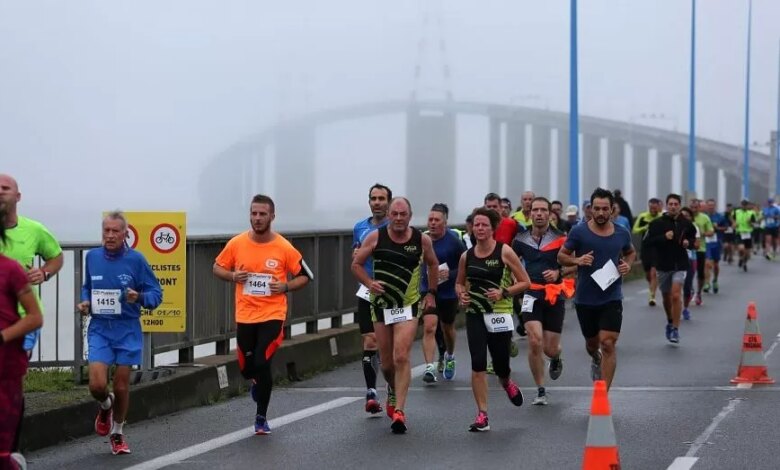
[742,0,753,200]
[776,40,780,197]
[688,0,697,196]
[569,0,579,206]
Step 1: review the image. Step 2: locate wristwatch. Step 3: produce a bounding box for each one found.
[43,271,51,282]
[426,289,437,297]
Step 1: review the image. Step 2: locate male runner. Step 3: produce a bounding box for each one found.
[703,199,729,294]
[485,193,518,244]
[558,188,635,390]
[512,191,535,228]
[213,195,313,435]
[732,200,757,271]
[632,198,663,306]
[689,199,714,306]
[77,211,162,454]
[722,203,736,264]
[352,197,439,434]
[761,198,780,260]
[351,183,391,414]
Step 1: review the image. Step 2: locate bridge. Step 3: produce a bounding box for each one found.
[198,98,774,227]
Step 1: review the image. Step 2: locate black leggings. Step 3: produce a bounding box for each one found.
[466,314,512,379]
[236,320,284,417]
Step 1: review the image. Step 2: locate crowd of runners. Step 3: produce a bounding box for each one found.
[1,170,779,467]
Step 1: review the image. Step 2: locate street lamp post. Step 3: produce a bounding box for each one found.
[742,0,753,200]
[688,0,697,197]
[569,0,579,207]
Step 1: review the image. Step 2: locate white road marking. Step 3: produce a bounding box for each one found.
[666,456,699,470]
[763,332,780,360]
[283,385,779,393]
[123,396,361,470]
[623,296,635,302]
[684,398,742,458]
[736,383,752,389]
[637,288,649,295]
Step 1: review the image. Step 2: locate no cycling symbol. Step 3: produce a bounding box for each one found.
[125,224,139,249]
[150,223,181,254]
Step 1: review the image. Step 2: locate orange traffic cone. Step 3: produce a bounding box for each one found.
[731,302,775,384]
[583,380,620,470]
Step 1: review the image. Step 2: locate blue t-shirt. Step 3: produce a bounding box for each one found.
[614,216,631,232]
[762,206,780,229]
[708,212,730,243]
[564,223,633,306]
[420,229,465,299]
[81,247,163,321]
[352,217,389,278]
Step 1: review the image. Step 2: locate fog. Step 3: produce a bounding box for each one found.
[2,1,778,241]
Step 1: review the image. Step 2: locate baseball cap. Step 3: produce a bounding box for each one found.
[565,204,578,216]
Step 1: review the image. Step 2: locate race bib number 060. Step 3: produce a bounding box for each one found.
[483,313,514,333]
[383,305,414,325]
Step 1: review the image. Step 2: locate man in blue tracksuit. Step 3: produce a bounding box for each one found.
[77,211,162,456]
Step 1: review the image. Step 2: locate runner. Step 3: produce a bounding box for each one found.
[351,183,391,414]
[420,203,465,383]
[512,197,574,405]
[485,193,518,244]
[751,202,762,255]
[632,198,663,306]
[500,198,513,219]
[213,195,313,435]
[0,174,64,354]
[351,197,439,434]
[646,194,697,343]
[558,188,636,390]
[0,204,44,470]
[76,211,163,454]
[722,203,737,264]
[679,207,699,321]
[455,207,530,431]
[761,198,780,260]
[689,199,714,306]
[512,191,535,228]
[703,198,729,294]
[732,200,757,272]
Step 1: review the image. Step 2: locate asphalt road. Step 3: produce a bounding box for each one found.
[27,257,780,470]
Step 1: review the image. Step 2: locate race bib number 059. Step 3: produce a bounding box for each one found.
[483,312,514,333]
[521,294,536,314]
[383,305,414,325]
[243,273,273,296]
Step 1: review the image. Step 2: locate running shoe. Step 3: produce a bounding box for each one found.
[590,351,602,381]
[437,356,444,374]
[486,362,495,375]
[386,384,396,418]
[254,414,271,435]
[110,433,131,454]
[365,388,382,415]
[694,294,702,306]
[94,393,114,436]
[423,364,438,384]
[669,327,680,344]
[443,355,456,381]
[713,281,719,294]
[549,353,563,380]
[532,390,548,406]
[502,379,524,407]
[249,379,258,403]
[702,283,710,293]
[766,253,772,261]
[648,297,656,307]
[683,308,691,321]
[390,410,407,434]
[468,411,490,432]
[510,340,519,358]
[665,323,673,340]
[743,262,748,272]
[10,453,26,470]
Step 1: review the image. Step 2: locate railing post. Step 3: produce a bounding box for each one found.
[73,249,85,384]
[178,346,194,364]
[215,339,230,355]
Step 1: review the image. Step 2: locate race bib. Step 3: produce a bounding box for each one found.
[91,289,121,315]
[356,284,371,301]
[705,235,718,244]
[520,294,536,313]
[725,227,734,234]
[740,232,752,241]
[483,312,514,333]
[243,273,273,296]
[383,305,414,325]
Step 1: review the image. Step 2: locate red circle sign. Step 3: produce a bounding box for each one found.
[126,224,139,249]
[150,223,181,254]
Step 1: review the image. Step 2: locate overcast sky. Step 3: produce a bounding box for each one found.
[2,1,778,240]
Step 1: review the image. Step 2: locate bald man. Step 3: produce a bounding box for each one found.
[0,174,63,455]
[352,197,439,434]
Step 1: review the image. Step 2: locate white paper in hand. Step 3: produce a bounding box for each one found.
[437,263,449,285]
[591,259,620,291]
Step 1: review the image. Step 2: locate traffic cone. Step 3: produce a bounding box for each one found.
[731,302,775,384]
[583,380,620,470]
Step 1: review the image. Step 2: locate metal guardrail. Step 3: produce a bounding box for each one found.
[28,230,359,376]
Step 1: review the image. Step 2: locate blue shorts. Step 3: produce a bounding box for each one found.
[87,318,143,366]
[705,243,722,261]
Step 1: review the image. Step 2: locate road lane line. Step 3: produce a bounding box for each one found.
[637,288,649,295]
[683,398,742,458]
[736,383,752,389]
[284,385,780,393]
[123,396,361,470]
[763,332,780,360]
[666,456,699,470]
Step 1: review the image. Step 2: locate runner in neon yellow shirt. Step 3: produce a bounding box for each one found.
[690,200,714,306]
[732,200,758,272]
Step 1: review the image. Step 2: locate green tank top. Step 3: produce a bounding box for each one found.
[370,227,423,308]
[465,242,513,314]
[734,209,755,233]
